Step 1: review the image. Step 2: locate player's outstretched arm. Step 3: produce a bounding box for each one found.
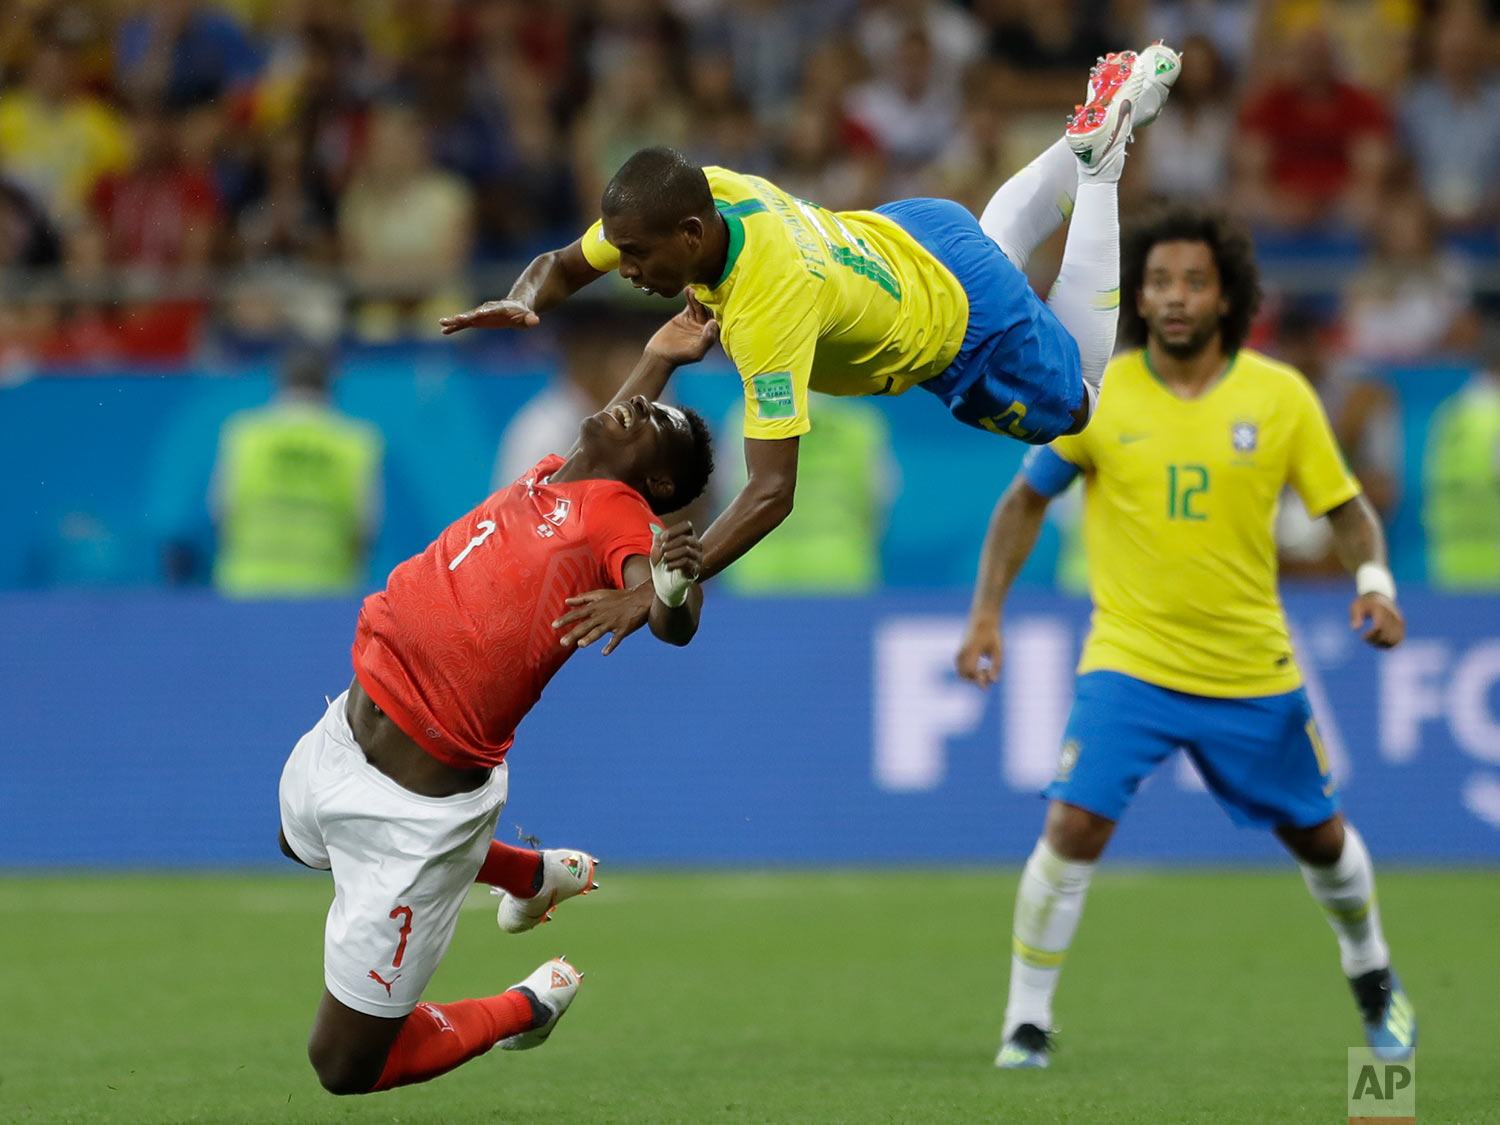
[609,292,720,406]
[697,435,799,583]
[957,476,1053,688]
[439,239,604,334]
[1325,494,1405,649]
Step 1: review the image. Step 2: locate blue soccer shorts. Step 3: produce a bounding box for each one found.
[874,197,1085,445]
[1045,670,1340,829]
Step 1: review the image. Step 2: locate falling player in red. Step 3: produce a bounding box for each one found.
[276,300,719,1096]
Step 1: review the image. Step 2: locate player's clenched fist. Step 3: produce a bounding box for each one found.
[651,520,702,602]
[438,299,540,335]
[956,616,1004,689]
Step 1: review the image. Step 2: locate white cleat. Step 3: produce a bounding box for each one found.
[495,848,599,934]
[1066,42,1180,180]
[497,956,583,1050]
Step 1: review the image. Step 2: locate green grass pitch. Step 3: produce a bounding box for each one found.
[2,869,1495,1124]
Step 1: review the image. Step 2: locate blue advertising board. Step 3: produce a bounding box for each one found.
[3,590,1497,867]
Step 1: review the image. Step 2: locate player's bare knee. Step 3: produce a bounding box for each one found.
[1044,801,1114,862]
[307,1037,382,1096]
[1277,814,1345,867]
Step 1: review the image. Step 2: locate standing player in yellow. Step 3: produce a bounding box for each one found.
[441,45,1180,648]
[956,205,1416,1069]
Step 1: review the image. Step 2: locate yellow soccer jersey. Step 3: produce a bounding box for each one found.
[580,166,968,440]
[1048,348,1361,697]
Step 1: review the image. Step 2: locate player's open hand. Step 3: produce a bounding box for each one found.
[554,583,654,655]
[1351,592,1404,649]
[439,299,540,335]
[956,616,1004,688]
[644,291,719,367]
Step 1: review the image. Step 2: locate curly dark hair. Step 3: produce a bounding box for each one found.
[653,405,715,514]
[1118,204,1262,355]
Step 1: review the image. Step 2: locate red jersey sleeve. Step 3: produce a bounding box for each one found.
[585,485,657,588]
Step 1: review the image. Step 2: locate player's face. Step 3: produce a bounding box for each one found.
[579,395,692,501]
[604,214,696,298]
[1137,240,1230,359]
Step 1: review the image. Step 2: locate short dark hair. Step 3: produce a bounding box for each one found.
[655,406,715,514]
[1119,204,1262,354]
[602,147,714,235]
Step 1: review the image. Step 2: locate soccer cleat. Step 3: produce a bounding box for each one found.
[1084,42,1181,131]
[1350,967,1417,1062]
[995,1023,1055,1069]
[495,848,599,934]
[1067,42,1180,179]
[497,956,583,1050]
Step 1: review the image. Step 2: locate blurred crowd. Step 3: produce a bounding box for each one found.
[5,0,1500,594]
[2,0,1500,364]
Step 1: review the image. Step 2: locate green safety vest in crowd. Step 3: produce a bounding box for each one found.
[214,402,382,597]
[724,396,891,594]
[1424,377,1500,590]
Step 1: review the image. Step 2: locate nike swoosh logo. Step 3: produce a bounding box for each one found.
[1118,433,1150,444]
[1102,100,1133,156]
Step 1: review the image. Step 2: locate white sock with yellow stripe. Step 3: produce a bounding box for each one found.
[979,138,1077,270]
[1298,822,1390,978]
[1046,179,1120,408]
[1004,837,1095,1037]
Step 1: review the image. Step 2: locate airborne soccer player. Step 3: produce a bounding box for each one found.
[956,205,1416,1069]
[275,303,717,1096]
[443,44,1181,646]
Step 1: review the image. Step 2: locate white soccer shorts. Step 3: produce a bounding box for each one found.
[278,692,508,1018]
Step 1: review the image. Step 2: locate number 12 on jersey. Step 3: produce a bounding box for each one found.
[1166,464,1210,520]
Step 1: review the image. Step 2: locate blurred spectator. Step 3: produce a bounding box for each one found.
[570,40,690,220]
[1139,35,1232,202]
[114,0,262,110]
[338,103,474,340]
[687,0,828,126]
[855,0,983,77]
[980,0,1118,111]
[1423,359,1500,590]
[236,127,336,268]
[924,64,1017,218]
[1272,307,1403,577]
[719,393,896,594]
[492,307,645,490]
[0,36,131,229]
[773,100,885,213]
[1254,0,1418,94]
[1399,2,1500,231]
[1142,0,1255,75]
[1342,187,1478,363]
[844,23,959,193]
[0,176,64,375]
[1235,24,1392,232]
[211,346,383,597]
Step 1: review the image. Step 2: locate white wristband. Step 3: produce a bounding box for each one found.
[1355,562,1396,601]
[649,526,692,607]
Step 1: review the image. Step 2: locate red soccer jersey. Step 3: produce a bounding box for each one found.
[352,455,656,769]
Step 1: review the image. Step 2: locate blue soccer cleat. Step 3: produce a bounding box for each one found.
[995,1023,1055,1069]
[1350,967,1417,1062]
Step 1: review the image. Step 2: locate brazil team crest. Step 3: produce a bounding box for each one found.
[1230,421,1258,453]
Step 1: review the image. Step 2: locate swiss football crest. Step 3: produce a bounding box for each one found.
[1231,421,1258,453]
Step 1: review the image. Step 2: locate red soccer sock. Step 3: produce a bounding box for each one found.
[372,992,534,1091]
[474,840,543,897]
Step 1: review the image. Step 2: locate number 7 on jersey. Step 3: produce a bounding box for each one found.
[449,520,497,570]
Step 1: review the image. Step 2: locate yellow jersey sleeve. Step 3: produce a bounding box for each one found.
[1287,377,1361,517]
[722,295,819,441]
[579,219,620,272]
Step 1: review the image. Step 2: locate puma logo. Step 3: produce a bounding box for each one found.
[369,969,402,998]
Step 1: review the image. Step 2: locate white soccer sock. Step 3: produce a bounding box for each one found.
[979,138,1079,271]
[1003,837,1095,1037]
[1298,822,1391,978]
[1045,179,1119,410]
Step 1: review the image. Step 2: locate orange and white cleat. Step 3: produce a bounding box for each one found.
[495,848,599,934]
[497,956,583,1050]
[1067,42,1181,179]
